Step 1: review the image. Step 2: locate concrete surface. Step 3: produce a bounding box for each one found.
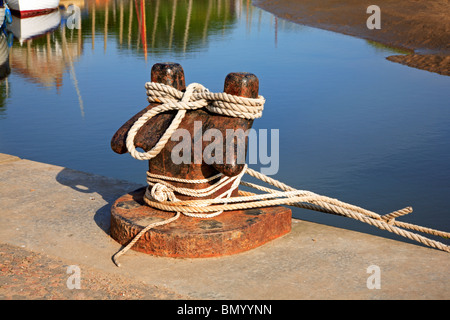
[0,153,449,300]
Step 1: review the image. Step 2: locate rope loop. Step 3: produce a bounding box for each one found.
[126,82,265,161]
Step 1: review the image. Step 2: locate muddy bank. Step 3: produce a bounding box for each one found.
[253,0,450,76]
[387,54,450,76]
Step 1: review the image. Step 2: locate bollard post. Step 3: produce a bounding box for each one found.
[109,63,291,259]
[111,62,186,155]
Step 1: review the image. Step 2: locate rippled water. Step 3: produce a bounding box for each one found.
[0,0,449,246]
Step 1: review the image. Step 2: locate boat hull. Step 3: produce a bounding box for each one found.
[7,0,60,18]
[8,9,61,42]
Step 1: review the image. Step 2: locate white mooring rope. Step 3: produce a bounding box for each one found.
[112,82,450,267]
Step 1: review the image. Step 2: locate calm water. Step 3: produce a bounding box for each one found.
[0,0,449,246]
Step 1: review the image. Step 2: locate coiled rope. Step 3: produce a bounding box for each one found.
[112,82,450,267]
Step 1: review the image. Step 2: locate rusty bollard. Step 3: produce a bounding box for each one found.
[109,62,291,258]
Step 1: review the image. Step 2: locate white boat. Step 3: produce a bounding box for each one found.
[7,0,60,18]
[8,9,61,43]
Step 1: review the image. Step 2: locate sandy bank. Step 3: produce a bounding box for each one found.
[254,0,450,76]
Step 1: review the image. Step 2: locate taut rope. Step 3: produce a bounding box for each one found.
[112,82,450,267]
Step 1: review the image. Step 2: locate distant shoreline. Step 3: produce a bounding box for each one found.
[253,0,450,76]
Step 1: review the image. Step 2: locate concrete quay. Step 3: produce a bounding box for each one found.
[0,153,448,300]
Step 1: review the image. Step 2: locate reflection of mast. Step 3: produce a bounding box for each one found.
[4,78,8,99]
[26,41,31,69]
[246,0,252,34]
[133,0,147,59]
[134,0,140,49]
[46,33,51,63]
[202,0,212,44]
[168,0,177,50]
[119,0,123,46]
[183,0,193,53]
[112,0,116,23]
[141,0,147,61]
[275,17,277,48]
[237,0,241,19]
[62,26,85,118]
[104,1,108,53]
[128,0,133,48]
[78,12,82,54]
[92,2,95,50]
[222,0,228,35]
[258,7,262,33]
[246,0,249,30]
[151,0,160,48]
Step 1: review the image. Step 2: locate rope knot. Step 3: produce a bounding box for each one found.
[150,183,176,202]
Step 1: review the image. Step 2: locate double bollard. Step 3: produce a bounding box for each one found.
[109,62,291,258]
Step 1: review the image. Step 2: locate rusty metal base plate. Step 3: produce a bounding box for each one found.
[110,187,292,258]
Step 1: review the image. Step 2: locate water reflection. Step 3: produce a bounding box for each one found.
[0,32,10,118]
[0,33,10,81]
[0,0,290,119]
[2,0,289,89]
[6,11,82,89]
[85,0,241,57]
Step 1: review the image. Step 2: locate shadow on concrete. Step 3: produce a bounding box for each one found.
[55,167,142,237]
